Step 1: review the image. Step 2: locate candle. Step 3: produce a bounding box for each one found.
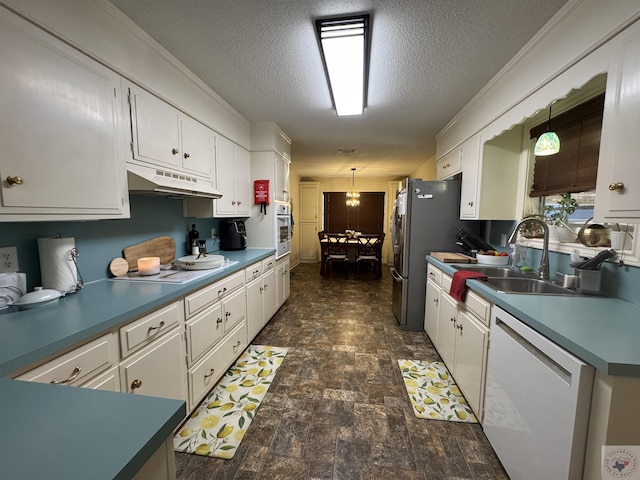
[137,256,160,276]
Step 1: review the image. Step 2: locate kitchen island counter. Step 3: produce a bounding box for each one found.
[427,256,640,376]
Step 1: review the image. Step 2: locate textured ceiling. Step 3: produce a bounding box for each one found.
[110,0,568,179]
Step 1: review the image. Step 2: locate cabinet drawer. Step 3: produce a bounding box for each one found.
[185,302,224,365]
[223,287,246,333]
[188,320,248,409]
[185,271,244,317]
[464,290,491,326]
[427,264,442,285]
[245,262,263,282]
[17,332,117,386]
[120,301,184,358]
[262,255,276,272]
[441,273,452,293]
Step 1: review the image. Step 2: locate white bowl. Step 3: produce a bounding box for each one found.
[476,253,510,265]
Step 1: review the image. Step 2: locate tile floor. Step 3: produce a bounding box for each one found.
[175,263,509,480]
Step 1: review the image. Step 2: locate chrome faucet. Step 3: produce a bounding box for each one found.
[508,217,549,280]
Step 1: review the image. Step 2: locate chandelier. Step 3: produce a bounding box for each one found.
[346,168,360,207]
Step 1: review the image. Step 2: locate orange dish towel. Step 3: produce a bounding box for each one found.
[449,270,488,302]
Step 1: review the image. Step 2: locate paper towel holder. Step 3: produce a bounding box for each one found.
[68,247,84,293]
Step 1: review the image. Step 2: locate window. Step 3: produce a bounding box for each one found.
[323,192,384,233]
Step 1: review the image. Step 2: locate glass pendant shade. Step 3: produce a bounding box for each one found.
[346,168,360,207]
[534,131,560,156]
[534,105,560,156]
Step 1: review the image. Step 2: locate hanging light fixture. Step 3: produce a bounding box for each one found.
[346,168,360,207]
[534,104,560,156]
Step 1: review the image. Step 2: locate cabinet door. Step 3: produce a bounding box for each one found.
[595,24,640,220]
[0,9,128,218]
[185,302,223,365]
[246,277,265,340]
[436,147,461,180]
[234,145,252,216]
[424,279,441,346]
[300,223,319,262]
[277,260,290,307]
[299,183,319,223]
[214,135,237,215]
[460,136,480,218]
[120,328,187,402]
[263,268,278,320]
[437,294,458,369]
[275,153,290,202]
[128,84,181,170]
[180,115,214,179]
[222,287,246,333]
[453,310,488,417]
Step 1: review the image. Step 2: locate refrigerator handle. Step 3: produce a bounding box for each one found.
[390,267,403,282]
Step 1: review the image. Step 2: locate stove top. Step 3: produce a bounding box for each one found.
[110,261,239,284]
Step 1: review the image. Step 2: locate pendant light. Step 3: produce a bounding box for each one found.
[346,168,360,207]
[534,105,560,156]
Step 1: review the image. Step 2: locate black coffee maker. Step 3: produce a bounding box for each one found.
[219,220,247,250]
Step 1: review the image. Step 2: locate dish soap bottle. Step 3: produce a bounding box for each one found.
[187,224,199,255]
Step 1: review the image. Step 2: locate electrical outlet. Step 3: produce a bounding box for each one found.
[500,234,507,247]
[0,246,19,273]
[211,228,216,238]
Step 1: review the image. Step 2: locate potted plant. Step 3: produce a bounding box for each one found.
[543,192,578,242]
[518,212,546,238]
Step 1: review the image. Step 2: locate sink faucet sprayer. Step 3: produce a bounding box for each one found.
[508,218,549,280]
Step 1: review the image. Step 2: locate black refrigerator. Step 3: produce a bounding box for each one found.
[390,178,479,331]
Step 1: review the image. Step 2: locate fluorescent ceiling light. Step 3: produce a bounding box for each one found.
[316,15,370,117]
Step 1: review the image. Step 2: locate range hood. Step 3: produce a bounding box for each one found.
[126,163,222,199]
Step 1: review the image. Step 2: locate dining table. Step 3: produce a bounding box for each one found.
[319,233,383,277]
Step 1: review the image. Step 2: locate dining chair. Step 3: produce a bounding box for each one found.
[324,233,350,278]
[356,233,385,278]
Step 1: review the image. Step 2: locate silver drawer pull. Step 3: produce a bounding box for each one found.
[50,366,81,385]
[232,341,241,352]
[148,320,165,333]
[218,287,227,296]
[225,311,231,317]
[204,368,216,379]
[131,379,142,391]
[216,317,223,325]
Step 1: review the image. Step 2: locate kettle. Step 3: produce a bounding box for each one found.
[577,217,611,247]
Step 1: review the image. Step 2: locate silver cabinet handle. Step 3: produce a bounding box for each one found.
[50,366,81,385]
[148,320,165,333]
[609,182,624,192]
[232,341,241,352]
[183,152,190,159]
[216,317,223,325]
[7,175,24,186]
[171,148,179,155]
[204,368,215,379]
[218,287,227,296]
[131,379,142,391]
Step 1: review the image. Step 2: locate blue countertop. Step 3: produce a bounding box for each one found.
[427,256,640,377]
[0,248,274,479]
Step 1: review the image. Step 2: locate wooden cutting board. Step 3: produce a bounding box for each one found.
[123,236,176,271]
[431,252,478,263]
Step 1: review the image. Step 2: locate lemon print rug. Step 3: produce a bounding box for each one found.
[398,359,477,423]
[174,345,288,459]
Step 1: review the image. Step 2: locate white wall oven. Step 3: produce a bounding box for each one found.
[276,203,291,259]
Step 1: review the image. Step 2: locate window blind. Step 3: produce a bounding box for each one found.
[529,93,604,197]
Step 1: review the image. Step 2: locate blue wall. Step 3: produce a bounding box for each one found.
[0,196,221,290]
[490,220,640,304]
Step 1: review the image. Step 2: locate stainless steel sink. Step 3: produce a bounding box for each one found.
[484,277,579,295]
[451,265,526,278]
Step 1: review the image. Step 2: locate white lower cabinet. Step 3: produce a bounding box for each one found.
[185,302,224,365]
[187,321,248,410]
[246,263,277,341]
[276,258,291,308]
[119,327,188,402]
[424,277,441,344]
[82,366,121,392]
[431,267,490,421]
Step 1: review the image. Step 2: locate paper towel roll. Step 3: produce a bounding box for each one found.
[38,237,78,293]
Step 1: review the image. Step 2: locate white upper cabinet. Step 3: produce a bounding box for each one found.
[251,122,291,203]
[595,22,640,222]
[436,147,462,180]
[460,129,521,220]
[0,6,129,221]
[126,83,214,181]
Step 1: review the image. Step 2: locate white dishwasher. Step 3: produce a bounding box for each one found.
[484,307,594,480]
